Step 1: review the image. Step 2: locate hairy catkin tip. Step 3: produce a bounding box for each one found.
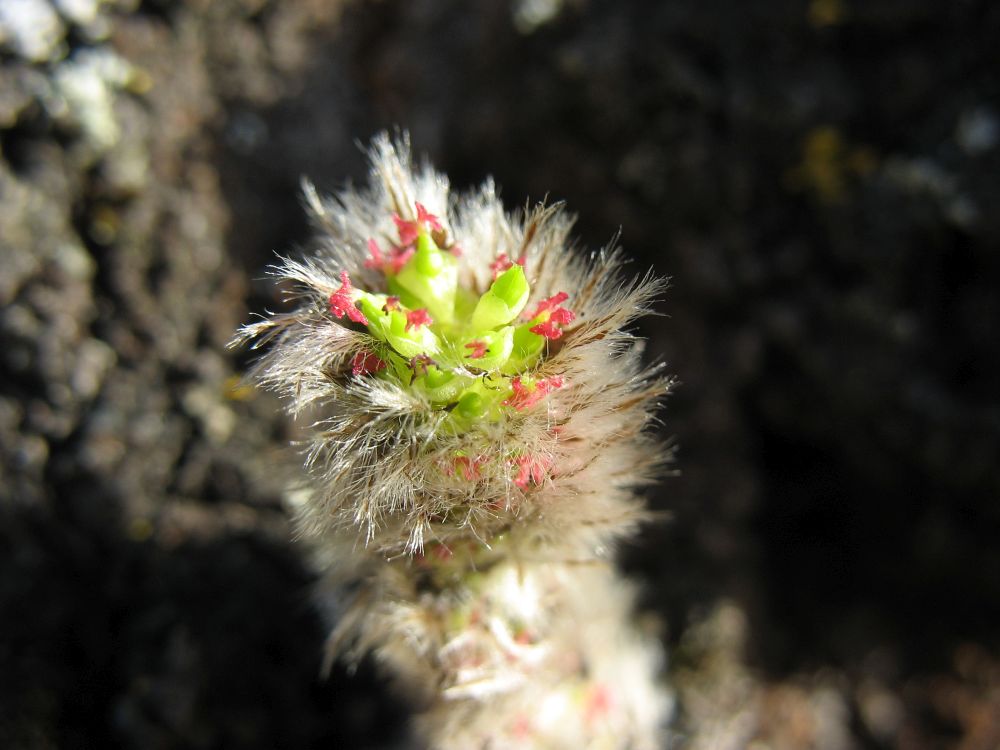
[238,136,669,557]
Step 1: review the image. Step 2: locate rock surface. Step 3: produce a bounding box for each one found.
[2,1,998,747]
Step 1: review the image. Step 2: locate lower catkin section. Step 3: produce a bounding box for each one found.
[316,545,671,749]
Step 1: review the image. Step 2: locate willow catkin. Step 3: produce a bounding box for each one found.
[235,133,673,749]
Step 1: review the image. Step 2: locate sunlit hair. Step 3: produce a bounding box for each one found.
[235,133,673,749]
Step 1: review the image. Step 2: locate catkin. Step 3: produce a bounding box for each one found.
[235,133,673,749]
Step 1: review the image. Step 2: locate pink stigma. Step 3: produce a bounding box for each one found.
[363,238,385,269]
[464,340,488,359]
[525,291,569,319]
[350,351,386,377]
[584,685,612,723]
[388,246,415,274]
[489,252,526,280]
[529,320,562,339]
[452,455,486,481]
[366,239,414,275]
[525,291,575,339]
[393,215,418,246]
[382,296,401,312]
[513,454,553,488]
[393,202,443,245]
[405,308,433,331]
[409,354,434,376]
[416,202,443,231]
[503,375,565,411]
[512,716,532,740]
[329,271,369,325]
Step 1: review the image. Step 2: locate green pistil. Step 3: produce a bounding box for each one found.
[390,232,458,325]
[461,326,514,371]
[503,324,546,374]
[418,365,465,403]
[356,296,440,359]
[455,390,486,420]
[351,231,559,426]
[471,265,529,330]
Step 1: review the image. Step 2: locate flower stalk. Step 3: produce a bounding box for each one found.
[235,134,673,749]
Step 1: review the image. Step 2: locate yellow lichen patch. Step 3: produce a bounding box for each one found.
[808,0,846,28]
[785,126,878,204]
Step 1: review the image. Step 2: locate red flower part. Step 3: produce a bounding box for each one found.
[393,215,418,247]
[514,628,535,645]
[350,350,386,377]
[449,244,463,258]
[464,339,488,359]
[584,685,612,723]
[524,291,575,339]
[504,376,530,409]
[382,296,401,312]
[393,202,443,245]
[363,238,385,269]
[549,307,576,324]
[388,245,415,274]
[405,308,433,331]
[452,454,487,481]
[512,716,533,741]
[524,291,570,319]
[416,202,443,232]
[513,453,553,488]
[503,375,565,411]
[489,252,526,280]
[366,239,415,275]
[409,354,434,376]
[329,271,369,325]
[528,319,563,340]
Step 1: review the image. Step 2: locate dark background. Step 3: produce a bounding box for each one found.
[2,0,998,747]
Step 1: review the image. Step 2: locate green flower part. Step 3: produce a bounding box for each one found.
[331,204,575,425]
[390,232,458,325]
[470,265,530,330]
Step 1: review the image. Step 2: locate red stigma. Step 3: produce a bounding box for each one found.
[525,292,575,339]
[512,715,532,740]
[584,685,612,723]
[329,271,369,325]
[393,215,418,246]
[529,320,562,339]
[363,238,385,269]
[350,350,386,377]
[416,202,443,231]
[409,354,434,376]
[382,296,401,313]
[405,308,433,331]
[464,340,488,359]
[489,252,526,280]
[389,246,415,274]
[393,202,443,246]
[503,375,565,411]
[513,454,553,488]
[452,455,486,481]
[366,238,415,275]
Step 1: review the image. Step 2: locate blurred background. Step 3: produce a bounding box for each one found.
[2,0,999,747]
